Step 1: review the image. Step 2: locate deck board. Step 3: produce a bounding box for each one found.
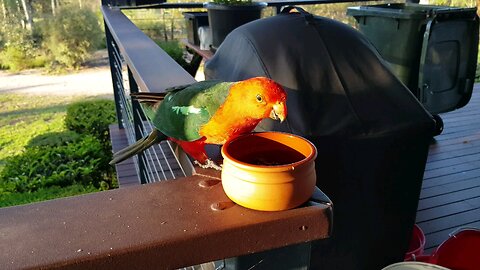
[109,124,186,186]
[416,84,480,253]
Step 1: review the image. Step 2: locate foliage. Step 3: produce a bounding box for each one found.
[0,135,114,194]
[43,7,103,69]
[157,40,190,70]
[0,0,106,72]
[0,183,98,208]
[0,94,118,208]
[427,0,476,7]
[65,99,117,144]
[0,46,34,71]
[26,131,82,148]
[0,94,74,169]
[0,22,46,71]
[130,14,168,42]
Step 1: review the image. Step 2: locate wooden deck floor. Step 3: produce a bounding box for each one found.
[110,85,480,255]
[109,125,186,187]
[416,84,480,254]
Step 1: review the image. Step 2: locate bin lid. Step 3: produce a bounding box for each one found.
[347,3,477,20]
[205,10,435,138]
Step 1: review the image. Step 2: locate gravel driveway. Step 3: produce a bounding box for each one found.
[0,51,114,98]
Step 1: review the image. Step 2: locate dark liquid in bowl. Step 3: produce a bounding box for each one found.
[238,148,307,166]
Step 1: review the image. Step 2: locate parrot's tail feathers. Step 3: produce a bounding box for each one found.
[110,130,166,165]
[131,92,167,104]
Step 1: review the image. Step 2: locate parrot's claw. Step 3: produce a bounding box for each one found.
[194,159,223,171]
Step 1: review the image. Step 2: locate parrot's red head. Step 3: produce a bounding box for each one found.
[230,77,287,122]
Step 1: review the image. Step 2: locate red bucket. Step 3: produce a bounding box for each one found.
[429,228,480,270]
[405,224,426,261]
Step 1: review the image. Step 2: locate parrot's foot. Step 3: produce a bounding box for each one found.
[194,159,222,171]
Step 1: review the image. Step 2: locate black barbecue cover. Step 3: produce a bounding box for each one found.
[205,7,435,270]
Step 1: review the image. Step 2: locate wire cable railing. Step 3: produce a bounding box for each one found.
[107,24,188,184]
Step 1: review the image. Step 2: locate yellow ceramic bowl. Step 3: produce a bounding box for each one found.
[221,132,317,211]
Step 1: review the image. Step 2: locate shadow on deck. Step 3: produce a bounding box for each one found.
[416,84,480,253]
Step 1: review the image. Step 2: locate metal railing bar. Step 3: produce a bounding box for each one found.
[140,164,149,183]
[112,50,123,72]
[156,144,177,179]
[137,119,173,178]
[103,5,197,182]
[111,41,124,62]
[113,70,122,89]
[102,6,196,94]
[113,64,123,84]
[142,144,163,182]
[120,108,136,144]
[117,86,134,124]
[166,140,187,177]
[133,118,162,182]
[115,86,128,129]
[137,114,170,181]
[142,119,177,179]
[140,153,156,183]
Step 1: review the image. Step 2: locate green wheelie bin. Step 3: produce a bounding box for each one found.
[348,3,479,134]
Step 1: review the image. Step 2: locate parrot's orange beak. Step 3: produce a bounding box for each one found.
[270,101,287,122]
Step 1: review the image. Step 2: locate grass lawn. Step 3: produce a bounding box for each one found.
[0,95,73,167]
[0,94,107,207]
[0,184,98,208]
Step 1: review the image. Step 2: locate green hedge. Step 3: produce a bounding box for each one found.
[157,40,189,70]
[0,99,118,206]
[26,131,82,149]
[0,135,112,194]
[65,99,117,144]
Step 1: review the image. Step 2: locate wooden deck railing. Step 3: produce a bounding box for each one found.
[0,173,332,269]
[0,2,336,269]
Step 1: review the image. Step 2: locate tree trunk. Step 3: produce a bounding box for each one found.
[20,0,33,30]
[51,0,55,16]
[78,0,82,8]
[162,11,168,41]
[170,18,174,40]
[1,0,7,20]
[14,0,25,28]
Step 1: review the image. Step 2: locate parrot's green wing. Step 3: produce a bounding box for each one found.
[130,92,167,121]
[152,80,233,141]
[131,82,199,119]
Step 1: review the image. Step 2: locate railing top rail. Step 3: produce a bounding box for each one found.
[102,6,196,93]
[0,174,332,269]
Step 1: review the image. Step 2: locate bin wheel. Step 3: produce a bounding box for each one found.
[433,114,444,136]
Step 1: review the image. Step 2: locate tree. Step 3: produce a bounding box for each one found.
[20,0,33,30]
[51,0,56,15]
[1,0,6,20]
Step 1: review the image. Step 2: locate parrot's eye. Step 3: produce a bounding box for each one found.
[256,94,264,103]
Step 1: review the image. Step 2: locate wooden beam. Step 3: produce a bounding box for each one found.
[0,176,332,269]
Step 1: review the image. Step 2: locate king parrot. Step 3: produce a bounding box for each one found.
[110,77,287,170]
